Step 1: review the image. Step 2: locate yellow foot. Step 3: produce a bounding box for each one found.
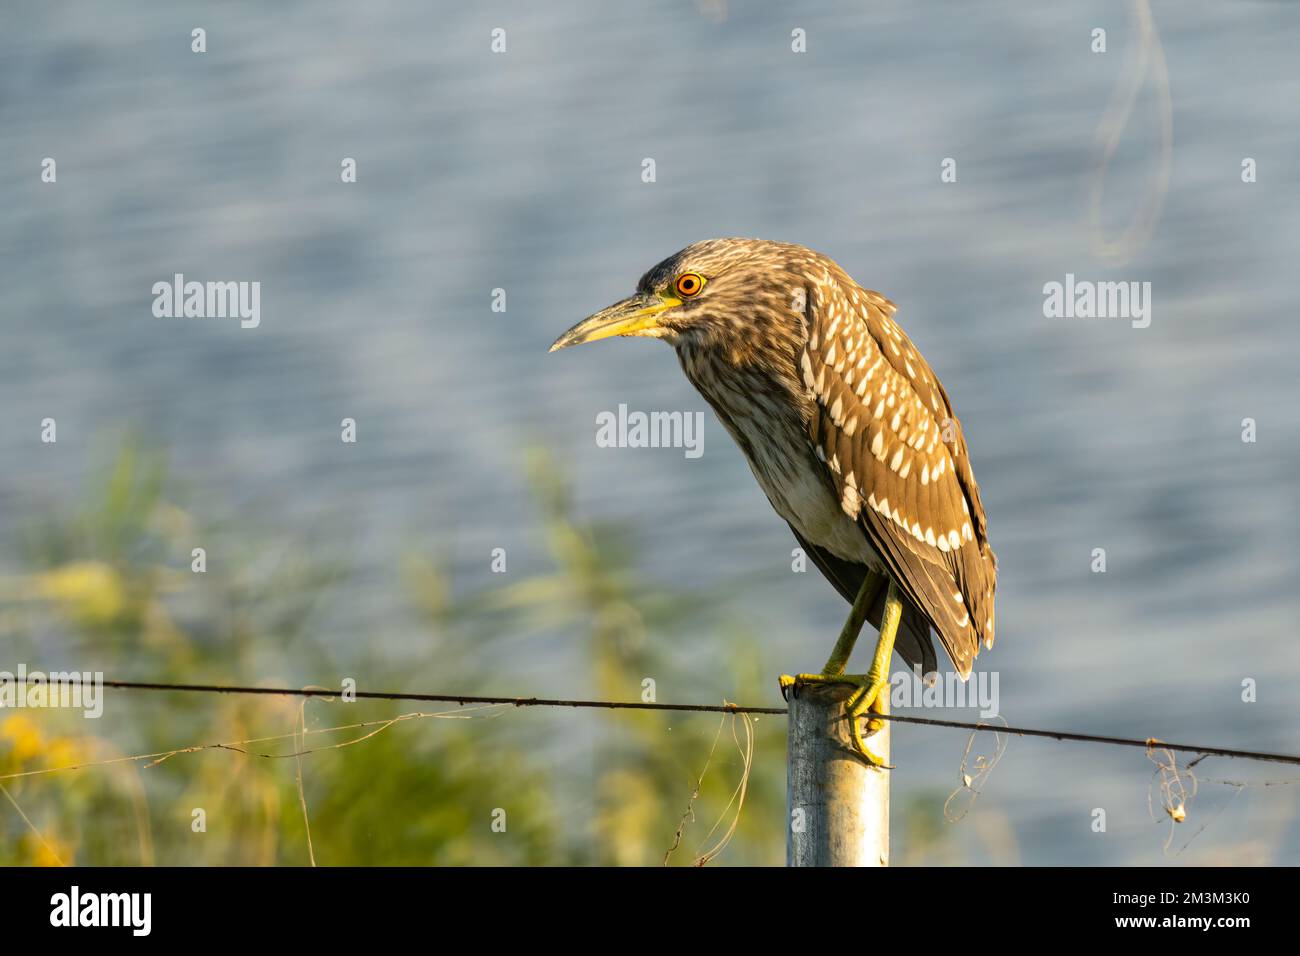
[778,672,893,769]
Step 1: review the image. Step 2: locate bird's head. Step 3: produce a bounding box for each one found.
[550,238,821,356]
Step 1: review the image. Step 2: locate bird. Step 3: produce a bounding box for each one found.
[550,238,997,765]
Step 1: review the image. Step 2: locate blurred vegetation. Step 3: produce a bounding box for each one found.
[0,435,982,866]
[0,436,775,865]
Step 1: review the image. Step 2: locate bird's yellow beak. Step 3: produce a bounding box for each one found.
[549,292,680,352]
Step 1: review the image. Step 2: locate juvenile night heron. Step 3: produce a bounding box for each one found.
[551,239,997,765]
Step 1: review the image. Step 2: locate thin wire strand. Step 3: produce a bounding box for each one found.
[0,704,509,782]
[12,677,1300,767]
[0,782,65,865]
[97,679,787,713]
[293,699,316,867]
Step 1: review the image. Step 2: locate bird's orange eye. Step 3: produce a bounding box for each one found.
[675,273,705,298]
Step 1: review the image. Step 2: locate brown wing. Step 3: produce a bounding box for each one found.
[801,271,997,677]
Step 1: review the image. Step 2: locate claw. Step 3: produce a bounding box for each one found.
[849,715,891,768]
[850,680,893,768]
[779,672,893,769]
[778,673,798,701]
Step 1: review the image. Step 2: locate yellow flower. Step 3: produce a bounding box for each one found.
[30,561,127,625]
[1,714,44,762]
[44,737,86,770]
[22,833,71,867]
[34,843,66,866]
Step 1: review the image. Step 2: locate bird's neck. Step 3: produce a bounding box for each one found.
[675,340,811,472]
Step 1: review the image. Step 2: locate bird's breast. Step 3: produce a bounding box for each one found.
[751,443,884,569]
[678,347,884,570]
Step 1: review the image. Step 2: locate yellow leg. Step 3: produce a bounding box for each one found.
[846,579,902,753]
[820,571,885,675]
[778,575,901,768]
